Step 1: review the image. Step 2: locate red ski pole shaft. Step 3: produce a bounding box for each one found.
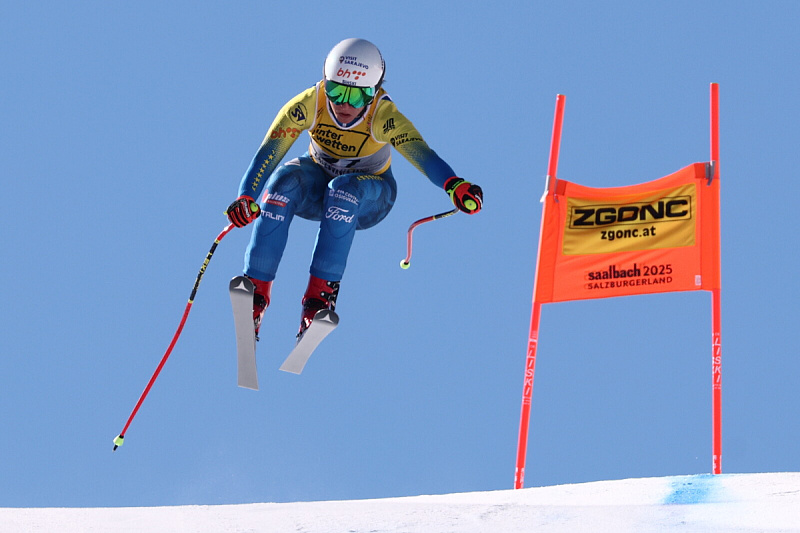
[400,208,458,269]
[113,223,235,451]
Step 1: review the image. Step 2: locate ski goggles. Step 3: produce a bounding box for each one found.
[324,80,376,108]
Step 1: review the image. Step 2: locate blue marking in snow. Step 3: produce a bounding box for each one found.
[664,474,718,505]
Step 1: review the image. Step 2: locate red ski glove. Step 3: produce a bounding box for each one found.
[444,177,483,214]
[226,195,260,227]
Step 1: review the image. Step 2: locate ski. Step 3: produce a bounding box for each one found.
[229,276,259,390]
[279,309,339,374]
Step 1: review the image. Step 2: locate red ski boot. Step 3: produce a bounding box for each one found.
[299,275,340,338]
[247,275,273,341]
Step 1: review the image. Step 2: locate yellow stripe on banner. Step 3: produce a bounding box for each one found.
[562,183,697,255]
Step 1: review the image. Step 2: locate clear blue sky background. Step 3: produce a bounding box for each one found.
[2,1,798,507]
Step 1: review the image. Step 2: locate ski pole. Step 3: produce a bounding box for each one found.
[400,208,458,269]
[113,223,235,451]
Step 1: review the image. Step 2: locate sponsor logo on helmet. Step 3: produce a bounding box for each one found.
[338,55,371,70]
[336,68,367,83]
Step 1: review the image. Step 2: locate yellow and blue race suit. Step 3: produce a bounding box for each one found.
[239,81,456,282]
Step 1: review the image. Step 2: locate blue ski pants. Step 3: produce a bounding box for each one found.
[244,154,397,282]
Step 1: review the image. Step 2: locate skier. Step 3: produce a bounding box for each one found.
[226,38,483,341]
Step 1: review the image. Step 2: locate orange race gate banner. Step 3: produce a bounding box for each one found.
[534,162,720,304]
[514,85,722,490]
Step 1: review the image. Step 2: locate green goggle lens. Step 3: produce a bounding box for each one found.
[324,81,375,108]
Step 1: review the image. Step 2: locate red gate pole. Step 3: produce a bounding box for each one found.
[709,83,723,474]
[515,94,565,489]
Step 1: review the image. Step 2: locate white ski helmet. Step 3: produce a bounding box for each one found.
[323,38,385,89]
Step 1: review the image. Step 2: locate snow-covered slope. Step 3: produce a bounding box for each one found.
[2,473,798,533]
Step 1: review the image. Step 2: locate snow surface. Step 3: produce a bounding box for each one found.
[2,473,798,532]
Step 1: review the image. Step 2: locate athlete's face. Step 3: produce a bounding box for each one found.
[329,101,361,124]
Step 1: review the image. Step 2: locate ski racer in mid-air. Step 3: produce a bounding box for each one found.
[226,37,483,342]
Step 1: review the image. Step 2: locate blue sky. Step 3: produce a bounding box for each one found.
[2,1,798,507]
